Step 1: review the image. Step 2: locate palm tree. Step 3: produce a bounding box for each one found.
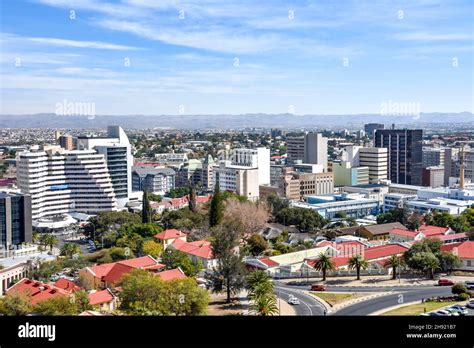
[384,255,405,280]
[250,293,279,316]
[41,234,58,252]
[32,232,40,244]
[313,253,336,281]
[246,270,273,299]
[60,243,82,258]
[348,254,368,280]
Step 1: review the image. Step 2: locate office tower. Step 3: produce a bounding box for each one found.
[443,147,459,186]
[231,147,270,185]
[17,146,117,220]
[0,192,32,249]
[132,167,175,195]
[341,145,361,166]
[364,123,384,139]
[286,133,328,170]
[59,135,75,150]
[359,147,388,183]
[374,129,423,185]
[279,172,334,200]
[422,147,444,168]
[77,126,133,207]
[213,161,260,201]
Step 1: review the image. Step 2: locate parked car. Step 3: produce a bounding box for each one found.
[435,310,451,316]
[311,284,327,291]
[444,308,460,316]
[449,305,468,316]
[466,301,474,309]
[438,279,455,286]
[288,297,300,305]
[465,281,474,290]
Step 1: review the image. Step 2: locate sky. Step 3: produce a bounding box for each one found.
[0,0,473,116]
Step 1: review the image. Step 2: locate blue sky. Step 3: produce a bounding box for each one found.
[0,0,473,115]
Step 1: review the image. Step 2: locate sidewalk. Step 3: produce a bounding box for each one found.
[279,274,474,287]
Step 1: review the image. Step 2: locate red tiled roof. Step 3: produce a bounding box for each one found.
[156,268,187,281]
[53,278,81,293]
[441,241,474,259]
[390,228,419,238]
[88,263,115,278]
[119,255,158,268]
[307,244,409,268]
[432,233,468,242]
[88,289,114,306]
[154,229,186,240]
[171,239,213,259]
[418,224,449,236]
[258,257,279,267]
[196,195,211,203]
[6,278,69,305]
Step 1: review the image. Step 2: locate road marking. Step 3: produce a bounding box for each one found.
[275,288,317,316]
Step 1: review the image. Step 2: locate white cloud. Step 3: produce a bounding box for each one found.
[394,31,472,41]
[27,37,141,50]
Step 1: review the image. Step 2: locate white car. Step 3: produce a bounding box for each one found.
[435,310,451,316]
[288,297,300,305]
[466,301,474,309]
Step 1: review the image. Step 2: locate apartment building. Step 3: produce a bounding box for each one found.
[231,147,270,185]
[280,172,334,200]
[132,166,175,195]
[17,146,117,220]
[213,161,259,201]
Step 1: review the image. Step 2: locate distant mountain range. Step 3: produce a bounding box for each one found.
[0,112,472,129]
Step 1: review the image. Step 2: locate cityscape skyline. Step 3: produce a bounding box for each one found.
[1,0,473,116]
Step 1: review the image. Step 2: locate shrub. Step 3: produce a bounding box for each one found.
[458,293,469,301]
[451,283,467,295]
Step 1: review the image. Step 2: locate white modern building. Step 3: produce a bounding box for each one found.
[213,161,260,201]
[132,166,175,195]
[359,147,388,183]
[77,126,133,207]
[287,133,328,170]
[17,146,117,220]
[231,147,270,185]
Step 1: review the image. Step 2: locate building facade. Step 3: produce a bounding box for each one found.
[0,192,32,249]
[213,161,260,201]
[358,147,388,183]
[231,147,270,185]
[132,166,175,195]
[374,129,423,185]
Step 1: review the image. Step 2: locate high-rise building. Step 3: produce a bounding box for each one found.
[17,146,117,220]
[286,133,328,170]
[231,147,270,185]
[422,147,445,168]
[132,167,175,195]
[0,192,32,249]
[359,147,388,183]
[364,123,384,138]
[374,129,423,185]
[59,135,76,150]
[77,126,133,207]
[213,161,260,201]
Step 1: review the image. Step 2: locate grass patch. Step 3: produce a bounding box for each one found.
[309,292,366,306]
[382,301,459,316]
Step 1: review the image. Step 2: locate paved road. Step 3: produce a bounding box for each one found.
[275,284,325,316]
[275,281,454,316]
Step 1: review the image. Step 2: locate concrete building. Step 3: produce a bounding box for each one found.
[132,166,175,195]
[17,146,117,220]
[374,129,423,185]
[422,147,445,168]
[0,192,32,250]
[422,166,444,187]
[77,126,133,207]
[58,135,75,150]
[213,161,260,201]
[333,162,369,187]
[231,147,270,185]
[364,123,384,138]
[176,155,214,190]
[359,147,388,183]
[154,153,188,165]
[287,133,328,170]
[279,172,333,200]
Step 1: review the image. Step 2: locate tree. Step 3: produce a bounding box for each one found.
[0,293,33,315]
[376,205,410,225]
[118,223,163,238]
[247,234,268,256]
[84,211,141,240]
[209,183,224,228]
[440,251,462,274]
[142,189,152,223]
[431,211,455,228]
[406,252,440,279]
[313,253,336,281]
[119,269,208,315]
[60,243,82,258]
[206,222,247,303]
[161,249,202,277]
[266,194,289,216]
[250,293,279,316]
[246,270,278,316]
[33,296,79,315]
[384,255,405,280]
[348,255,368,280]
[188,182,197,213]
[31,260,62,282]
[109,247,134,261]
[141,240,163,258]
[224,199,270,236]
[275,207,327,232]
[451,283,467,295]
[40,233,58,252]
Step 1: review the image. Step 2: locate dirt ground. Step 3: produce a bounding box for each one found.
[207,292,248,316]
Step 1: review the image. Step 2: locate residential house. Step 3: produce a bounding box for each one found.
[441,241,474,271]
[359,222,408,240]
[389,224,454,243]
[6,278,70,305]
